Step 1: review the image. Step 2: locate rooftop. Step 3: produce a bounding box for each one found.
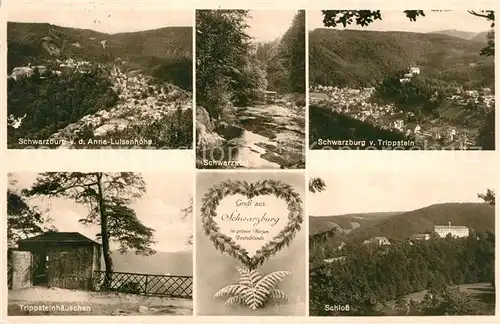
[434,225,469,230]
[18,231,100,245]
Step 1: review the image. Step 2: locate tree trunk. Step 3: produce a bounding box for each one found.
[96,173,113,289]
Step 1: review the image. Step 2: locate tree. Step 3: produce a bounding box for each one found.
[280,10,306,94]
[23,172,155,287]
[394,295,410,315]
[7,173,54,246]
[196,10,252,119]
[309,177,326,193]
[477,111,495,150]
[321,10,495,56]
[478,189,495,205]
[181,196,193,245]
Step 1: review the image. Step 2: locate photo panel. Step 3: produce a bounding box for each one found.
[196,171,306,315]
[308,10,495,151]
[7,171,193,316]
[195,10,306,169]
[7,7,194,150]
[308,154,497,316]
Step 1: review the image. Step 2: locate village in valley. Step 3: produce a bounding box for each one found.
[310,65,495,149]
[7,57,192,149]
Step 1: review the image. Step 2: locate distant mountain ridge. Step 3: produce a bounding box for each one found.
[7,22,192,82]
[310,202,495,246]
[429,29,487,41]
[309,28,494,88]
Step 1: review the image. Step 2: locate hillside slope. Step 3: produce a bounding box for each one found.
[7,22,192,89]
[309,212,402,236]
[348,202,495,241]
[309,28,493,88]
[429,29,479,40]
[311,203,495,245]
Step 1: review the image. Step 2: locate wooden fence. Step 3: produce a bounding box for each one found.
[93,271,192,299]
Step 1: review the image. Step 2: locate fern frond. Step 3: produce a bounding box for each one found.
[236,267,251,285]
[249,269,262,286]
[214,284,249,298]
[225,296,244,305]
[269,288,289,301]
[256,271,291,291]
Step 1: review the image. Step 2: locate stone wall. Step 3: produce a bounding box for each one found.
[11,251,33,290]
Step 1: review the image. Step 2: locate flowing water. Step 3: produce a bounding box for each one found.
[210,104,305,169]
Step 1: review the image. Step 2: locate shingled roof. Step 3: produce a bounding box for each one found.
[18,231,100,245]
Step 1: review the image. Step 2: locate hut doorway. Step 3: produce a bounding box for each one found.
[32,252,48,286]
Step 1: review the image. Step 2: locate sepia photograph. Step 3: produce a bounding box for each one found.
[7,172,193,316]
[196,10,306,169]
[7,8,193,149]
[308,10,495,150]
[308,155,496,316]
[196,172,306,315]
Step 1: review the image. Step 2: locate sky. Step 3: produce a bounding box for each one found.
[246,10,298,42]
[9,172,193,253]
[308,10,492,33]
[309,154,498,216]
[8,9,193,34]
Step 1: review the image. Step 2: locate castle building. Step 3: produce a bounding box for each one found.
[434,222,469,238]
[363,236,391,246]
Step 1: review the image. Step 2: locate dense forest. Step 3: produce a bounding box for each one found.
[7,68,118,147]
[8,22,193,90]
[309,29,494,89]
[310,233,495,315]
[255,10,305,94]
[196,10,305,121]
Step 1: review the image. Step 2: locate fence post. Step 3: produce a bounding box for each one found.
[144,275,148,295]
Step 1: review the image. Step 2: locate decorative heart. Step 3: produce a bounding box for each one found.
[200,179,303,270]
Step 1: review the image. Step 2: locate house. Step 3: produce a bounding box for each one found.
[264,90,277,102]
[33,65,48,75]
[411,233,431,241]
[363,236,391,246]
[337,242,346,250]
[14,231,101,290]
[409,67,420,75]
[11,66,33,81]
[323,256,347,263]
[434,223,469,238]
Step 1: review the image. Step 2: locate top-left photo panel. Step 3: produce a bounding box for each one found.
[7,8,194,150]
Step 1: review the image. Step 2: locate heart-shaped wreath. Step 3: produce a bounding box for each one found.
[200,179,303,270]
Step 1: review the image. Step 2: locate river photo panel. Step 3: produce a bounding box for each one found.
[195,10,306,169]
[308,10,495,151]
[7,8,193,150]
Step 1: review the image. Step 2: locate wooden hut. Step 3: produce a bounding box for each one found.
[17,231,101,290]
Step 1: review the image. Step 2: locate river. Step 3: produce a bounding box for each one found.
[204,103,305,169]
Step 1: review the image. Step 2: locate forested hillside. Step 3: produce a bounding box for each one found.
[8,22,192,90]
[310,202,495,250]
[309,29,494,88]
[310,233,495,315]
